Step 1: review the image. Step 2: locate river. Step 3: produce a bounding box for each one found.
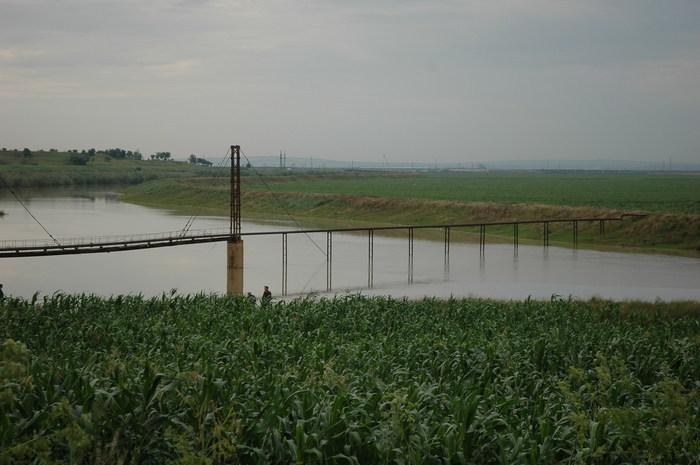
[1,186,699,302]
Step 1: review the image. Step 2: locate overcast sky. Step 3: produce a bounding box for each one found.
[1,0,699,164]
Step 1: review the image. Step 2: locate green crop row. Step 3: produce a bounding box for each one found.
[257,172,700,215]
[2,294,699,464]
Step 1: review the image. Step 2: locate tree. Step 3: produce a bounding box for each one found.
[104,148,127,159]
[67,153,90,165]
[188,154,212,166]
[22,148,32,157]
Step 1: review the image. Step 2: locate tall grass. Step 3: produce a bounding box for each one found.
[2,294,699,463]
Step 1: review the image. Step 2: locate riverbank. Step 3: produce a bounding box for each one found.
[120,175,700,253]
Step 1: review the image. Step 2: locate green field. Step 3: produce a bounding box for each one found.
[252,171,700,214]
[121,172,700,252]
[2,293,699,463]
[0,149,218,187]
[5,147,696,250]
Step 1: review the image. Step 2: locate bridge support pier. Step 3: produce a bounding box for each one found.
[227,239,244,294]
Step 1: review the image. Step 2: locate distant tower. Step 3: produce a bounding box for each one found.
[280,151,283,168]
[284,150,287,168]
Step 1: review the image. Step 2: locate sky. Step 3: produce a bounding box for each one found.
[1,0,699,165]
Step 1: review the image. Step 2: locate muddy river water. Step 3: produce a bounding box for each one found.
[1,186,698,302]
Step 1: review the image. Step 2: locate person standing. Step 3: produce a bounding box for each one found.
[0,284,4,299]
[261,285,272,305]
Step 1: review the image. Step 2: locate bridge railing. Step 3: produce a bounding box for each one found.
[0,228,232,250]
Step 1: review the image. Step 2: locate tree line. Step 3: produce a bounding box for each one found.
[2,147,212,167]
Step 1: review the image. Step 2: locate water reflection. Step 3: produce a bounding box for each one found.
[1,186,699,302]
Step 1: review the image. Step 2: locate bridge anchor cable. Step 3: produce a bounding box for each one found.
[0,174,61,247]
[240,148,326,257]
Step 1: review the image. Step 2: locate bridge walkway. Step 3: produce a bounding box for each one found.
[0,216,638,258]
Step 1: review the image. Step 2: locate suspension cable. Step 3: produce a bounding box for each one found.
[0,175,62,247]
[179,146,232,237]
[240,149,327,258]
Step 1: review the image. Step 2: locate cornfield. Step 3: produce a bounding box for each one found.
[2,293,699,464]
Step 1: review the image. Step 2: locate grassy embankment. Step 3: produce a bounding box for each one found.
[0,149,217,187]
[2,293,699,463]
[121,172,700,253]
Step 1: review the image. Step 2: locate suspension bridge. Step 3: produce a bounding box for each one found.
[0,145,642,294]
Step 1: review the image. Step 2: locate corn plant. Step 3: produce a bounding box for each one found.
[1,293,699,463]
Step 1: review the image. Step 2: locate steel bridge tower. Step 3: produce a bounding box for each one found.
[226,145,243,294]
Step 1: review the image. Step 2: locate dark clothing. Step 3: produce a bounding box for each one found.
[262,288,272,304]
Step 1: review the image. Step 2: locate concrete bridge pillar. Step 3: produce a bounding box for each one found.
[227,239,244,294]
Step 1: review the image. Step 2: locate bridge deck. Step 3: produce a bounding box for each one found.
[0,216,638,258]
